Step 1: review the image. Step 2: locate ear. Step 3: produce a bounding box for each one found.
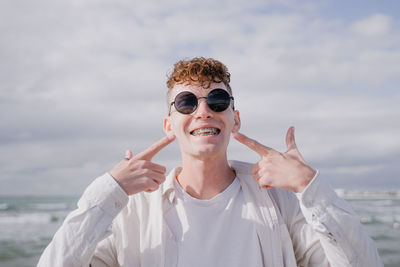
[232,110,241,133]
[163,117,174,136]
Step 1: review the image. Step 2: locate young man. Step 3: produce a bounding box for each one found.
[38,57,383,266]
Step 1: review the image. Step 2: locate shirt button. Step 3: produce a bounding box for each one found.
[304,197,312,206]
[328,232,336,243]
[311,213,317,222]
[115,201,122,209]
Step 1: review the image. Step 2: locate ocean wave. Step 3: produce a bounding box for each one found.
[29,203,70,211]
[360,215,400,227]
[0,213,62,225]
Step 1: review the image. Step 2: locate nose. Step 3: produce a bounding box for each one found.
[194,98,213,119]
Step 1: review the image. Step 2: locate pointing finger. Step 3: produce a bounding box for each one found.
[135,134,176,160]
[233,132,272,156]
[285,126,297,152]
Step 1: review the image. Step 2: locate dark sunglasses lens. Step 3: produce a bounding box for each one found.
[207,89,231,112]
[174,91,197,114]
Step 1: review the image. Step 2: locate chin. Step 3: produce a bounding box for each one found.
[189,144,228,159]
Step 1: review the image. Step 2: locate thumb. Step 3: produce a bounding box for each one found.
[285,127,307,164]
[285,126,297,152]
[125,149,133,160]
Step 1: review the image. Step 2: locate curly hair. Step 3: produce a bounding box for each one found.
[166,57,232,94]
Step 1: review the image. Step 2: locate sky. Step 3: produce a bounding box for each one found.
[1,0,399,195]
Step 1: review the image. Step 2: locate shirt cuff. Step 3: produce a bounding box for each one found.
[295,170,336,206]
[81,173,129,218]
[295,170,338,223]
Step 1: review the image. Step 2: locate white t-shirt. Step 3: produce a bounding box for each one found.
[164,177,264,267]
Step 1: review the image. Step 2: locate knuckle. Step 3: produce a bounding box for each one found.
[143,169,152,176]
[149,181,159,191]
[263,170,271,177]
[138,160,147,168]
[129,160,138,169]
[160,166,167,173]
[258,168,270,178]
[138,168,149,176]
[260,165,269,172]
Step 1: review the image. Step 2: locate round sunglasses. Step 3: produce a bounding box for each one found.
[169,88,234,115]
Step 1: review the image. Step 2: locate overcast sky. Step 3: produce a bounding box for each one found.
[1,0,399,195]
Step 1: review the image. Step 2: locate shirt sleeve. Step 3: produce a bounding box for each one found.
[37,173,129,267]
[290,171,383,267]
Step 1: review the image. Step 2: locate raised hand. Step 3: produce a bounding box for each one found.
[109,135,176,195]
[233,127,316,193]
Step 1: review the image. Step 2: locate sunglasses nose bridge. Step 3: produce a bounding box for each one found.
[194,96,213,117]
[195,96,208,108]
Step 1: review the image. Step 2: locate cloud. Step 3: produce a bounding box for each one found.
[1,0,399,194]
[333,164,385,176]
[350,14,392,36]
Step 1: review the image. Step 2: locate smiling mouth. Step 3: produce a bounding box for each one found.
[190,128,221,136]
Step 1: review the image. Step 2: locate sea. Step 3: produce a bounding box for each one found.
[0,191,399,267]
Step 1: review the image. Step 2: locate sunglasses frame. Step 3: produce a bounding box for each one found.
[168,88,234,115]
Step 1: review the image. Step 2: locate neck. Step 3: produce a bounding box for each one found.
[177,152,236,200]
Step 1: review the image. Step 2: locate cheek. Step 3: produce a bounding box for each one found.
[170,116,190,135]
[225,114,236,132]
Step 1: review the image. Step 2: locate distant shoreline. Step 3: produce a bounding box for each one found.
[1,190,400,199]
[335,188,400,200]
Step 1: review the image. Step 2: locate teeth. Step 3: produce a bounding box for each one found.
[191,128,220,136]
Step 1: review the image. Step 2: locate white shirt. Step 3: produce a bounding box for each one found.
[164,177,263,267]
[37,160,383,267]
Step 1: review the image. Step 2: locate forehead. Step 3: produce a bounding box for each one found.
[169,82,228,100]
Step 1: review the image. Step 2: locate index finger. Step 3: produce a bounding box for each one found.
[233,132,273,156]
[135,134,176,160]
